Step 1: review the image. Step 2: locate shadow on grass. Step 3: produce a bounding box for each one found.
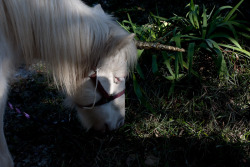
[5,119,250,167]
[4,73,249,167]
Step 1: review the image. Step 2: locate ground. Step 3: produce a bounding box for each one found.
[3,0,250,167]
[4,64,250,166]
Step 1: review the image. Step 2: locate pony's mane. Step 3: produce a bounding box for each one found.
[0,0,137,95]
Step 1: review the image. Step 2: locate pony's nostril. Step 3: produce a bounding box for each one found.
[117,118,125,128]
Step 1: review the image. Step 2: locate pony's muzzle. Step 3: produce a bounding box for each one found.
[92,117,125,133]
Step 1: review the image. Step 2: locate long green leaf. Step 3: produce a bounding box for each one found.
[190,0,195,11]
[212,6,232,20]
[224,0,244,22]
[163,52,200,78]
[227,21,250,31]
[205,39,214,48]
[209,33,242,49]
[189,12,195,28]
[207,6,215,20]
[137,49,144,59]
[152,15,168,21]
[238,32,250,39]
[219,56,229,79]
[163,52,175,76]
[180,35,202,40]
[193,5,200,29]
[228,23,238,40]
[165,74,184,81]
[219,44,250,57]
[206,39,224,71]
[136,49,145,79]
[127,13,136,34]
[202,5,208,39]
[133,74,154,112]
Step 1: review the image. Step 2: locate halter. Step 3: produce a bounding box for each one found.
[76,71,125,109]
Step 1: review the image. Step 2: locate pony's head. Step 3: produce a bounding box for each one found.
[66,37,137,132]
[49,3,137,132]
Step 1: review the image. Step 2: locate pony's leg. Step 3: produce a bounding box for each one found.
[0,42,14,167]
[0,76,14,167]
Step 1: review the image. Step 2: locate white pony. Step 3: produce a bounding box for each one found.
[0,0,137,166]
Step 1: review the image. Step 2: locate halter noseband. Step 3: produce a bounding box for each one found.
[77,71,125,109]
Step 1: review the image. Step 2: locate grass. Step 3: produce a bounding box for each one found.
[4,56,249,167]
[3,1,250,166]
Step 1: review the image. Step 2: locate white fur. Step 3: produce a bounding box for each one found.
[0,0,137,166]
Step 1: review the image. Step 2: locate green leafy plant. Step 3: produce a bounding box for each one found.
[164,0,250,79]
[120,0,250,106]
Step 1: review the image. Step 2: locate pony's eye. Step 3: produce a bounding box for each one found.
[114,77,125,84]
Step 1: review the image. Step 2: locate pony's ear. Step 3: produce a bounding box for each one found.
[93,4,105,14]
[126,33,136,41]
[105,33,135,56]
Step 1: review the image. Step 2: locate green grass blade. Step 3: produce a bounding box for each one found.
[137,49,144,59]
[219,56,229,79]
[189,12,195,28]
[238,32,250,39]
[219,44,250,57]
[211,43,228,80]
[163,53,175,76]
[190,0,195,11]
[228,23,238,40]
[209,33,242,49]
[212,6,232,20]
[205,39,214,48]
[165,74,184,81]
[223,0,244,22]
[205,39,224,72]
[180,35,203,40]
[194,5,200,29]
[127,13,136,34]
[118,22,130,32]
[167,15,188,23]
[136,49,145,79]
[207,6,215,20]
[152,15,168,21]
[228,21,250,31]
[133,74,154,112]
[202,5,208,39]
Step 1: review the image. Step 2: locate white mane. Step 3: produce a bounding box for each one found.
[0,0,137,95]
